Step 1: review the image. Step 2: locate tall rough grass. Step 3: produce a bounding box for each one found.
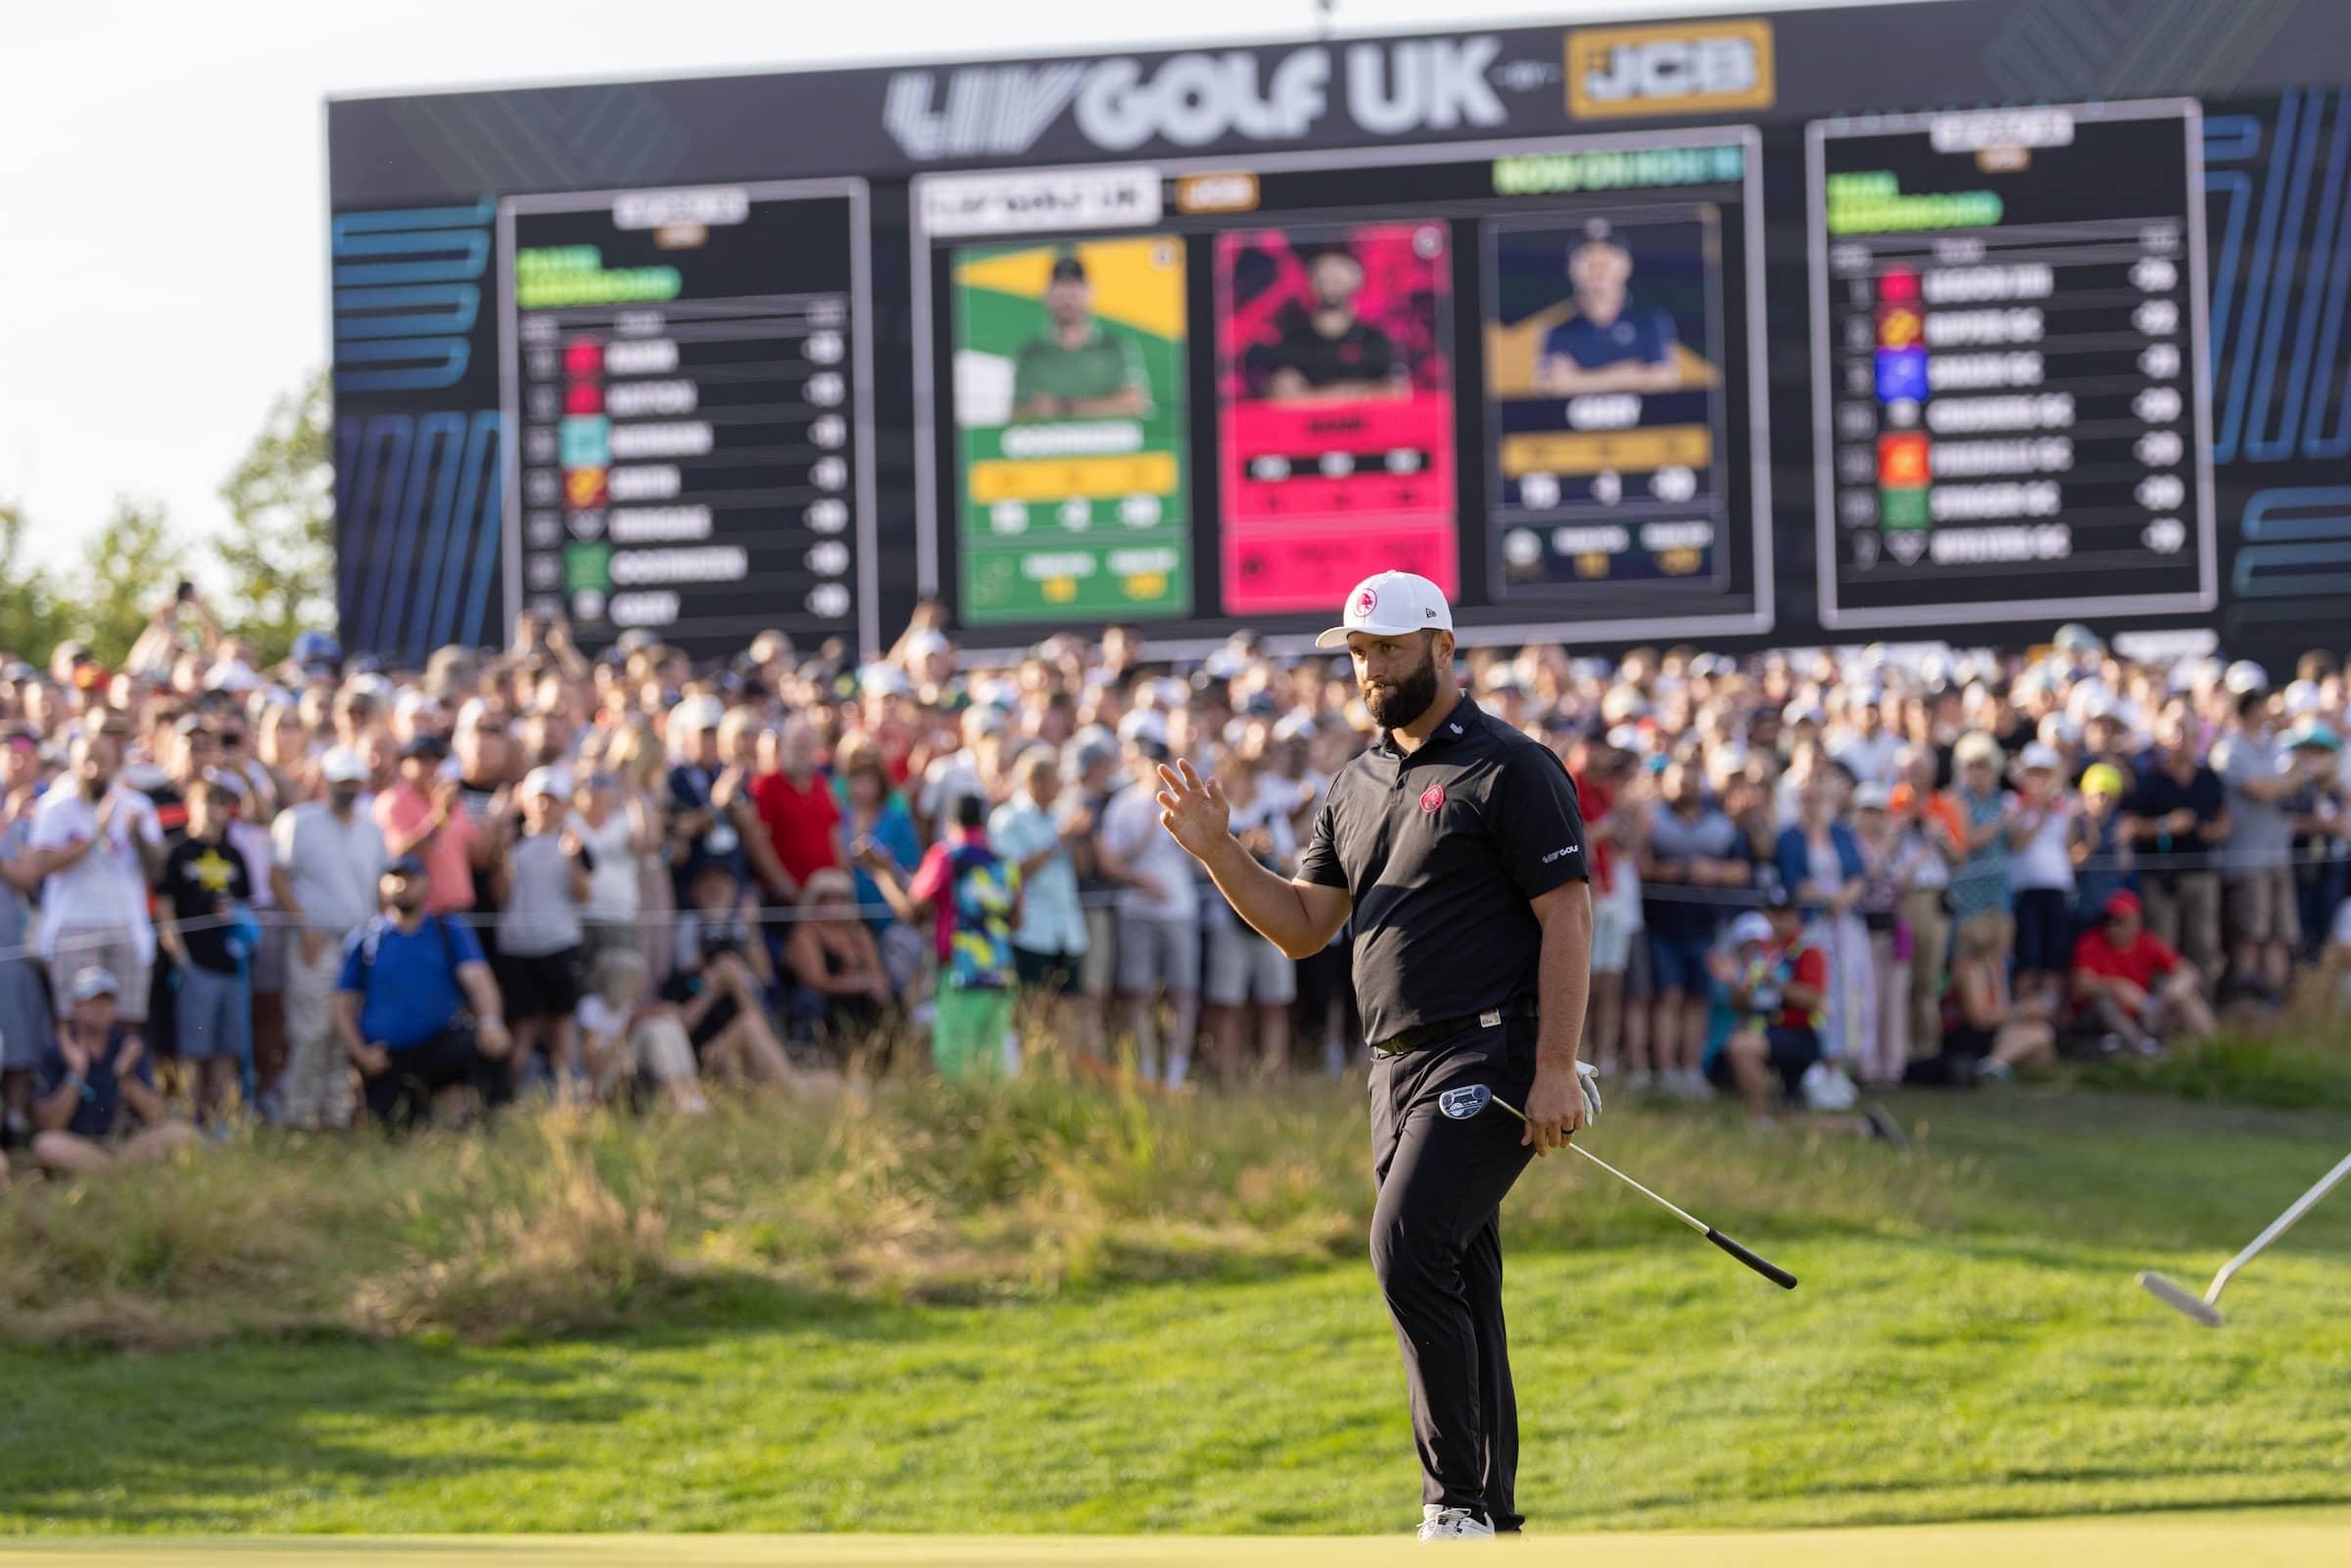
[0,1041,2081,1351]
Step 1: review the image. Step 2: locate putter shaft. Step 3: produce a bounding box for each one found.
[1487,1092,1798,1290]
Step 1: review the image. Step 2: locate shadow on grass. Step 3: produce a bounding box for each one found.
[0,1269,929,1531]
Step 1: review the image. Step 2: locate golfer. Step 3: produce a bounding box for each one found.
[1156,570,1593,1540]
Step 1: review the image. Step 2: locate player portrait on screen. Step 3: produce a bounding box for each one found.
[1010,253,1152,422]
[1214,221,1458,615]
[1252,247,1412,404]
[1536,220,1684,395]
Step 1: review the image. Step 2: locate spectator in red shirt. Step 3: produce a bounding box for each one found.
[750,719,846,897]
[2071,890,2216,1054]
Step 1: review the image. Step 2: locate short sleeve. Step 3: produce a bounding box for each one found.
[1011,343,1044,408]
[335,932,366,994]
[447,919,486,968]
[271,812,298,868]
[907,844,953,910]
[28,799,72,852]
[1491,745,1589,902]
[1295,793,1348,890]
[132,797,164,847]
[1793,947,1828,990]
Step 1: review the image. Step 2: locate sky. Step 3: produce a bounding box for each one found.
[0,0,1885,583]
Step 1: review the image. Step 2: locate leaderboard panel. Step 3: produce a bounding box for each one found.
[498,181,878,656]
[1808,102,2217,630]
[911,128,1770,651]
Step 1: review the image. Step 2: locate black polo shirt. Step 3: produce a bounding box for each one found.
[1297,697,1588,1047]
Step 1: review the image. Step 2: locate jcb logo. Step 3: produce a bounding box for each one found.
[1565,20,1774,119]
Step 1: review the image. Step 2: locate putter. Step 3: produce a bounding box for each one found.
[2137,1148,2351,1327]
[1463,1086,1799,1290]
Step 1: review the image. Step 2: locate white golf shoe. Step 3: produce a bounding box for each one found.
[1417,1504,1496,1541]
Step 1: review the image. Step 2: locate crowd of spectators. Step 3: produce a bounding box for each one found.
[5,594,2351,1168]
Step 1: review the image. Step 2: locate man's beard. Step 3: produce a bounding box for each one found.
[1364,647,1441,730]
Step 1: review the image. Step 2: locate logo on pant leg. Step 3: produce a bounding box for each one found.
[1438,1084,1492,1119]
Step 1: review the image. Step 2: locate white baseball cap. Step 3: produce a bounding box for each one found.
[1730,913,1774,946]
[521,765,573,799]
[320,746,370,784]
[1316,571,1454,649]
[2019,741,2062,772]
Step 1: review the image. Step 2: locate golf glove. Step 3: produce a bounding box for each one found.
[1577,1059,1603,1122]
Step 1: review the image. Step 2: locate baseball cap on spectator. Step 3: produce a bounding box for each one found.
[320,746,369,784]
[395,689,445,726]
[521,766,572,799]
[2081,763,2127,797]
[1271,712,1318,743]
[963,703,1010,740]
[2224,659,2270,695]
[4,724,38,750]
[2284,680,2324,717]
[1315,570,1454,648]
[1118,709,1171,759]
[1953,732,2004,769]
[69,967,120,1002]
[615,628,660,654]
[2104,889,2143,921]
[207,658,261,692]
[1782,699,1825,727]
[857,662,914,698]
[291,630,342,671]
[401,734,451,762]
[672,694,726,734]
[905,629,952,660]
[385,852,429,880]
[2053,623,2104,655]
[1853,782,1893,811]
[1730,912,1774,946]
[2286,717,2341,753]
[2019,741,2062,772]
[1066,727,1121,776]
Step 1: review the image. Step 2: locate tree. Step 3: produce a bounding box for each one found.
[217,369,334,665]
[0,502,76,661]
[73,499,189,669]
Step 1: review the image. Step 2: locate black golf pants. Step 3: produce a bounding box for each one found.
[1367,1016,1541,1531]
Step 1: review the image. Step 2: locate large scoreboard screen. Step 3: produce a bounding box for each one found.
[911,129,1769,653]
[498,181,877,654]
[326,0,2351,667]
[1807,102,2216,630]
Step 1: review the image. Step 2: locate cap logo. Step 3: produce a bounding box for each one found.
[1419,783,1446,813]
[1354,586,1379,618]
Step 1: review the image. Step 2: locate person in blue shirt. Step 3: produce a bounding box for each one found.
[28,966,197,1174]
[333,855,513,1129]
[1536,222,1683,396]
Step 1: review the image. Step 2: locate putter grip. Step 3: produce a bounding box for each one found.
[1705,1227,1798,1290]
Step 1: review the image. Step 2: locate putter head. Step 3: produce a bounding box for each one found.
[2137,1270,2225,1327]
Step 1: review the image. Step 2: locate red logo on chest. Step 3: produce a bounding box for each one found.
[1419,784,1446,813]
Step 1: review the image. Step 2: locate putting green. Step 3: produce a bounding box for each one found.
[6,1512,2351,1568]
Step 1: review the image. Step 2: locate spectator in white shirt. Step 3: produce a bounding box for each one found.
[30,733,167,1024]
[988,747,1091,1036]
[272,746,387,1128]
[1096,714,1200,1087]
[1201,755,1297,1081]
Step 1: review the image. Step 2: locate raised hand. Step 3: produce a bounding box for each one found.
[1154,759,1230,862]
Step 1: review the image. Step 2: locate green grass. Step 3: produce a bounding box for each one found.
[3,1077,2351,1535]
